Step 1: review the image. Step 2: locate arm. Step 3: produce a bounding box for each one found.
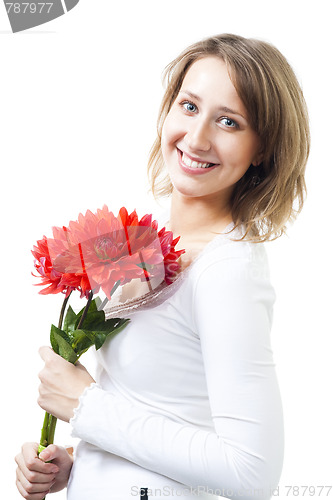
[70,253,284,499]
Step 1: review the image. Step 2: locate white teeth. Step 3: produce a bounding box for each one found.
[182,152,213,169]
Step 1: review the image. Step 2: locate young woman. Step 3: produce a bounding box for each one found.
[15,34,309,500]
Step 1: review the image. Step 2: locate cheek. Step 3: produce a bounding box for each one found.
[160,125,169,161]
[161,110,183,147]
[161,118,170,150]
[224,135,260,165]
[240,133,261,161]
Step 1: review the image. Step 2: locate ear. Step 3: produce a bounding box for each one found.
[252,152,264,167]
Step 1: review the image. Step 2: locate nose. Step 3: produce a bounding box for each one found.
[185,119,211,153]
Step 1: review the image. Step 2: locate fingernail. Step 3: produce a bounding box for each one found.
[50,466,59,473]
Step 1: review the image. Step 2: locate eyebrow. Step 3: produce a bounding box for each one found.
[180,90,247,120]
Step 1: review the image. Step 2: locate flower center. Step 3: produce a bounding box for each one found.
[94,235,116,260]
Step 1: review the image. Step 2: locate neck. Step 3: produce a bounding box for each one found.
[168,191,233,239]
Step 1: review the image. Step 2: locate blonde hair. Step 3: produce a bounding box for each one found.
[147,34,310,242]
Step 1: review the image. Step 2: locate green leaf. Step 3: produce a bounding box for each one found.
[77,310,106,331]
[63,298,103,334]
[94,332,109,350]
[70,319,130,354]
[81,316,125,333]
[63,305,78,335]
[93,296,102,311]
[71,329,95,354]
[93,318,130,350]
[103,317,130,332]
[50,324,71,346]
[78,297,101,315]
[50,325,77,364]
[75,298,102,329]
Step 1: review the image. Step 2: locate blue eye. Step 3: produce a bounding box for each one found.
[181,101,197,113]
[220,117,238,128]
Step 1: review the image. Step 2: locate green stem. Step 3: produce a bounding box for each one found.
[40,412,50,448]
[58,291,72,329]
[38,292,76,499]
[77,290,94,330]
[47,414,57,445]
[39,293,71,454]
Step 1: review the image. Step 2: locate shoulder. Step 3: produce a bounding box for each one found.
[183,228,275,317]
[187,232,276,332]
[188,228,271,287]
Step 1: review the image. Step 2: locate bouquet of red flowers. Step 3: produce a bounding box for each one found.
[32,205,184,456]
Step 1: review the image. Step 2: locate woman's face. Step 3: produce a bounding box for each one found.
[161,56,262,204]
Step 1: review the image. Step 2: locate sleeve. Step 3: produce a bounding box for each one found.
[70,253,284,500]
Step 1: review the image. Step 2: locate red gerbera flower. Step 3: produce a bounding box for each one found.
[157,228,184,285]
[41,206,184,299]
[32,236,86,297]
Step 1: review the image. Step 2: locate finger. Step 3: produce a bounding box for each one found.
[16,477,51,500]
[17,444,45,474]
[16,465,55,490]
[15,453,56,485]
[20,442,39,461]
[39,444,62,464]
[20,443,48,472]
[38,346,72,370]
[18,443,59,474]
[38,345,55,362]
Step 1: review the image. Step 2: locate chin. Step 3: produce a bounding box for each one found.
[170,181,209,199]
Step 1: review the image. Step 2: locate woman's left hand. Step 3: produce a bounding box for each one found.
[38,346,95,422]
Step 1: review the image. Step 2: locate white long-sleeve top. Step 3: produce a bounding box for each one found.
[68,227,284,500]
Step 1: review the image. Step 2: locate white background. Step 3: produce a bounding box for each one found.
[1,0,332,498]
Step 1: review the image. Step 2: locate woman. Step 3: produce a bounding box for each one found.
[15,34,309,500]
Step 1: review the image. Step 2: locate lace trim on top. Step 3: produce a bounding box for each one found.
[70,382,101,429]
[104,222,236,319]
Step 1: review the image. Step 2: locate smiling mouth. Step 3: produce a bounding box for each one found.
[178,149,217,169]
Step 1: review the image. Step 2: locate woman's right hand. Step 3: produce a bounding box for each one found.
[15,442,73,499]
